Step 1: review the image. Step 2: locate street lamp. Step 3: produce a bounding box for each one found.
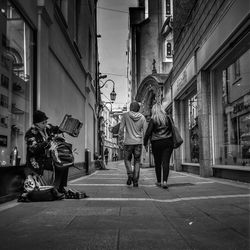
[100,79,117,102]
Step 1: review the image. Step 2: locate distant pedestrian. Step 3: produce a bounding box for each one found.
[114,153,118,161]
[143,103,174,189]
[104,148,109,165]
[118,101,147,187]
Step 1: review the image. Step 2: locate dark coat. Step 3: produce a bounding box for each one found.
[104,148,109,158]
[25,124,61,174]
[144,116,172,147]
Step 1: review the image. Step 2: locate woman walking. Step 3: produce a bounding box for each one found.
[143,103,174,189]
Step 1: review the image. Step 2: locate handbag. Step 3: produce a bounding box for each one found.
[167,116,183,149]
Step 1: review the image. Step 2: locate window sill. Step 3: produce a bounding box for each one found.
[212,165,250,171]
[182,162,200,167]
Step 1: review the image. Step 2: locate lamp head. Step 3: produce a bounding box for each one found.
[110,88,116,102]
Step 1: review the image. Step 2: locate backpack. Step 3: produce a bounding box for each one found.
[50,136,74,168]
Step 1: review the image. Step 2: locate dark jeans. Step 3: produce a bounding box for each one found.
[53,165,69,191]
[124,144,142,184]
[104,156,108,165]
[151,138,173,183]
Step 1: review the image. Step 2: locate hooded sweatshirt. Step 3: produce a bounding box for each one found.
[118,111,147,145]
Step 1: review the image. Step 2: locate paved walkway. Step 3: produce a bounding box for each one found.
[0,161,249,250]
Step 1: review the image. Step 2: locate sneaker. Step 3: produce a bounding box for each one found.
[162,181,168,189]
[127,177,133,185]
[133,183,138,187]
[155,182,161,187]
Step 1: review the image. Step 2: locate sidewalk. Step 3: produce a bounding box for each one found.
[0,160,249,250]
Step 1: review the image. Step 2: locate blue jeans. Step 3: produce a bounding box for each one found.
[124,144,142,184]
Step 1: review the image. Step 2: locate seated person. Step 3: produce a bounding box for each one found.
[25,110,69,194]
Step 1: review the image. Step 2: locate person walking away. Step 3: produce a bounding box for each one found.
[143,103,174,189]
[104,148,109,165]
[118,101,147,187]
[25,110,69,197]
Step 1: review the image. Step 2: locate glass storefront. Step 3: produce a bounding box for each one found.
[183,91,199,163]
[213,49,250,166]
[0,1,34,166]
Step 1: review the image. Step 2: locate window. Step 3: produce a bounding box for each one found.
[166,42,172,57]
[166,0,171,16]
[188,94,199,163]
[145,0,149,19]
[0,1,34,166]
[164,40,173,59]
[183,92,199,163]
[213,49,250,166]
[88,30,92,73]
[233,59,241,81]
[56,0,68,23]
[74,0,81,44]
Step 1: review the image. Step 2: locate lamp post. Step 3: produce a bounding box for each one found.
[97,78,117,162]
[99,79,117,102]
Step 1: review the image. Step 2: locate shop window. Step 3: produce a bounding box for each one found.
[183,93,199,163]
[213,49,250,166]
[188,94,199,163]
[0,1,34,166]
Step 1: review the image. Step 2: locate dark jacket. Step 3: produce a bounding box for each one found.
[25,124,61,174]
[144,116,172,146]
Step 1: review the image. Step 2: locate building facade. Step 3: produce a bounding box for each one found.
[0,1,98,174]
[99,103,120,162]
[127,0,173,166]
[169,0,250,182]
[127,0,173,106]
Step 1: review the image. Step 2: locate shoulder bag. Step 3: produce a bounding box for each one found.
[167,116,183,149]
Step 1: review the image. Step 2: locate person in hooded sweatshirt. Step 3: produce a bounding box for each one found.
[118,101,147,187]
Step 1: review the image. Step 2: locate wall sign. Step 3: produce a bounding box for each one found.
[233,95,250,114]
[172,56,195,98]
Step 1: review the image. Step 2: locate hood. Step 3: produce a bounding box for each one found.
[128,111,142,121]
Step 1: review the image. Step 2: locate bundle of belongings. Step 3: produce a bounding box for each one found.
[18,173,88,202]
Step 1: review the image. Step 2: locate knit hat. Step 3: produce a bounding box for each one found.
[130,102,140,112]
[33,110,48,124]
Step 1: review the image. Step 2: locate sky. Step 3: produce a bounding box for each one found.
[97,0,138,109]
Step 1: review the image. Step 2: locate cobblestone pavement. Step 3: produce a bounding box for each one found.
[0,161,249,250]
